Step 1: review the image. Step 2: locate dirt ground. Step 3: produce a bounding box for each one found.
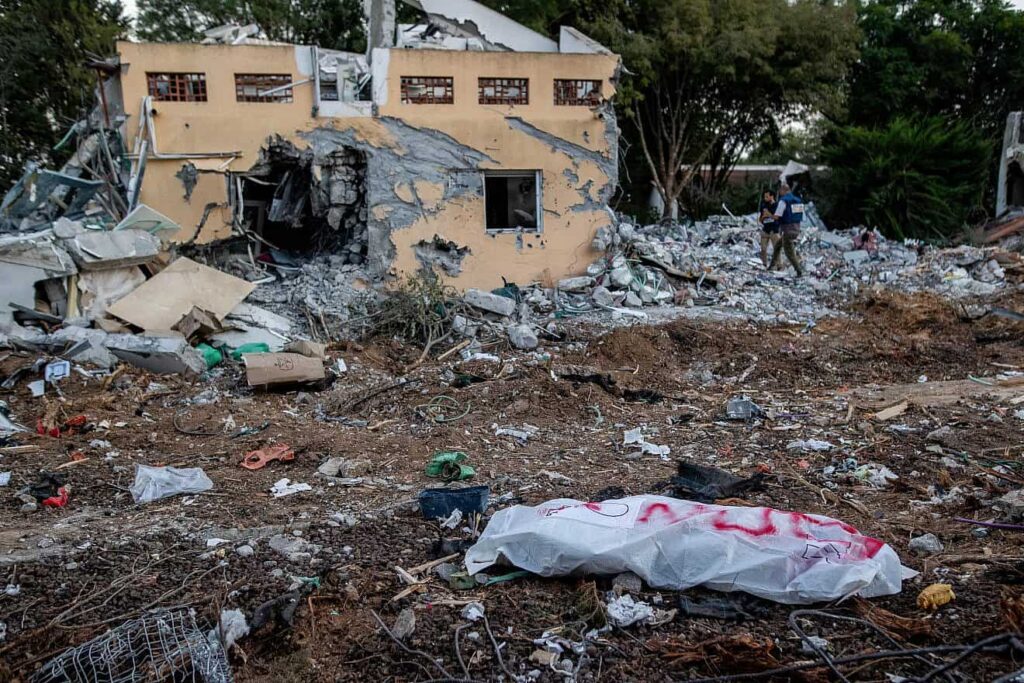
[2,289,1024,682]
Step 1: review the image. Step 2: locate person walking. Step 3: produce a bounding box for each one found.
[769,183,805,277]
[758,189,781,269]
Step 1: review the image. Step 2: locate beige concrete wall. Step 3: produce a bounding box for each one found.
[116,40,618,289]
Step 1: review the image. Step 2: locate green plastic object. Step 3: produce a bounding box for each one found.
[230,342,270,361]
[425,451,475,481]
[196,343,223,368]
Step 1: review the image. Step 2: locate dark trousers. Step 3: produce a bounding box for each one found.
[769,223,803,275]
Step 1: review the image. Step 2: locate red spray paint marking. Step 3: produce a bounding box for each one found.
[584,502,603,511]
[711,507,778,537]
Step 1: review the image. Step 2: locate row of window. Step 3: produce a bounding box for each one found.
[401,76,601,106]
[147,72,294,103]
[145,71,602,107]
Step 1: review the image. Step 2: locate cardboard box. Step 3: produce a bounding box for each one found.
[244,352,325,387]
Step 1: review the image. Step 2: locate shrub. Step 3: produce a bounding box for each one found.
[820,117,990,241]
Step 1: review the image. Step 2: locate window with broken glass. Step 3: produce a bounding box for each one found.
[146,73,207,102]
[478,78,529,105]
[235,74,293,103]
[553,79,602,106]
[484,171,541,233]
[400,76,454,104]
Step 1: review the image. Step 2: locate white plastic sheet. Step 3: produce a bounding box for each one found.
[130,465,213,503]
[466,495,907,604]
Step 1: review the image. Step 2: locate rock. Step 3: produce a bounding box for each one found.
[591,286,615,307]
[507,324,538,350]
[392,607,416,640]
[329,512,359,527]
[995,489,1024,522]
[268,534,317,563]
[908,533,944,556]
[530,650,559,666]
[318,458,372,478]
[235,544,255,558]
[612,571,643,595]
[610,264,633,288]
[843,250,871,265]
[464,289,516,317]
[624,292,642,308]
[801,636,830,654]
[557,276,595,292]
[926,426,953,444]
[618,223,635,241]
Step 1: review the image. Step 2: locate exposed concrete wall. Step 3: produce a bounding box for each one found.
[116,41,619,289]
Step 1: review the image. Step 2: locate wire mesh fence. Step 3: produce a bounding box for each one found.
[32,608,232,683]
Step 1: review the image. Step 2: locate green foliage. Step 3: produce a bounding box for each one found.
[848,0,1024,141]
[568,0,859,217]
[136,0,366,52]
[0,0,126,188]
[821,117,990,241]
[746,122,825,165]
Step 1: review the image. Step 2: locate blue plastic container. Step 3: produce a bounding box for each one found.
[419,486,489,519]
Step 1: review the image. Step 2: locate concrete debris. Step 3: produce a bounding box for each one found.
[507,324,538,350]
[464,289,517,317]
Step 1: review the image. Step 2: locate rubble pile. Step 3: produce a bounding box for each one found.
[562,207,1018,324]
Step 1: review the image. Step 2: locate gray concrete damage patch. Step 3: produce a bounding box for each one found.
[413,235,471,276]
[175,163,198,202]
[301,117,496,277]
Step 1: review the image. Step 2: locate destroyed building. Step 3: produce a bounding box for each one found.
[997,111,1024,218]
[105,0,619,288]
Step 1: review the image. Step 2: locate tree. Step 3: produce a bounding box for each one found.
[136,0,366,52]
[847,0,1024,141]
[573,0,859,219]
[0,0,126,188]
[821,117,990,240]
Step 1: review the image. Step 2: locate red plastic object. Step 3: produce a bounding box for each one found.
[42,486,69,508]
[37,415,88,438]
[241,444,295,470]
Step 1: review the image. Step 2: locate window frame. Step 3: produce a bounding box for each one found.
[400,76,454,104]
[553,79,603,106]
[234,73,294,103]
[146,72,208,102]
[478,77,529,106]
[482,170,543,234]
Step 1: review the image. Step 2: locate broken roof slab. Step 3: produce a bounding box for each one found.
[400,0,558,52]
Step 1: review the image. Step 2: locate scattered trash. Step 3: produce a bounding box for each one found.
[606,594,656,627]
[623,427,671,458]
[460,602,485,622]
[678,594,758,621]
[27,380,45,398]
[207,609,249,652]
[419,486,489,520]
[440,508,463,530]
[44,360,71,383]
[241,444,295,470]
[787,439,833,452]
[726,397,763,420]
[0,472,10,487]
[18,472,69,509]
[424,450,475,481]
[466,495,907,604]
[800,635,830,654]
[853,463,899,488]
[917,583,955,610]
[270,478,312,497]
[130,465,213,504]
[245,352,326,388]
[660,461,765,503]
[495,423,539,442]
[230,342,271,361]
